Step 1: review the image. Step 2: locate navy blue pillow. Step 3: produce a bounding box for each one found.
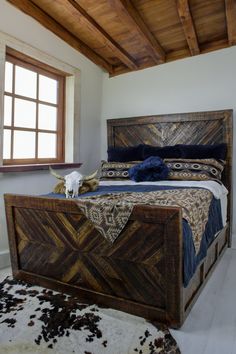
[129,156,169,182]
[178,143,227,160]
[107,145,144,162]
[142,144,181,159]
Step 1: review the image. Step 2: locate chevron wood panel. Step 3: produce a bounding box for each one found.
[13,204,168,308]
[112,120,225,147]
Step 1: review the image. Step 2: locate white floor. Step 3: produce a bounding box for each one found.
[1,249,236,354]
[0,267,11,281]
[171,248,236,354]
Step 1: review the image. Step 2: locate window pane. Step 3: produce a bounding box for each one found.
[15,65,37,98]
[39,75,57,104]
[38,133,56,158]
[5,62,13,93]
[13,131,35,159]
[4,95,12,126]
[38,104,57,130]
[14,98,36,128]
[3,129,11,159]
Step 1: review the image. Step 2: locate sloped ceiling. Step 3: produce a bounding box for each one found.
[7,0,236,76]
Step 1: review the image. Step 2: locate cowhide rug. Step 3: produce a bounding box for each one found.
[0,277,180,354]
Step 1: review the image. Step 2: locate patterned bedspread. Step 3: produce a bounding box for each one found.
[76,188,212,254]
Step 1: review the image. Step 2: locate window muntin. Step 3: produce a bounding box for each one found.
[3,53,65,165]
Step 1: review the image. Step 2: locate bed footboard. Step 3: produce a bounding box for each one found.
[4,194,183,328]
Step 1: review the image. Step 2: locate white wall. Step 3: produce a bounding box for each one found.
[0,0,104,263]
[101,46,236,234]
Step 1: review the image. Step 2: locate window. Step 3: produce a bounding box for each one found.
[3,50,65,165]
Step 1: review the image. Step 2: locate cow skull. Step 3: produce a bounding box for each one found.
[49,167,97,198]
[64,171,83,198]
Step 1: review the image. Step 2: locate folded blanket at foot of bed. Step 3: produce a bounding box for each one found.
[76,188,213,255]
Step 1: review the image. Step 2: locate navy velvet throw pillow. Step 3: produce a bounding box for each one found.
[178,143,227,160]
[129,156,169,182]
[107,145,144,162]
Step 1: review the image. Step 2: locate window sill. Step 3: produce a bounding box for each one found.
[0,163,82,173]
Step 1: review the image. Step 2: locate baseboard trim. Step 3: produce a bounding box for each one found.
[0,250,10,269]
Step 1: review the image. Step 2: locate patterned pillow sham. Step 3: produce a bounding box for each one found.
[100,161,140,180]
[164,158,225,182]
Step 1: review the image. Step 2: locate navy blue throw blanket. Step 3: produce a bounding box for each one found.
[46,184,223,287]
[128,156,169,182]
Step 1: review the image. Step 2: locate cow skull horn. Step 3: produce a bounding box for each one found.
[83,170,98,181]
[49,166,65,181]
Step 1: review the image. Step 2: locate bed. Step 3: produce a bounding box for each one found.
[4,109,233,328]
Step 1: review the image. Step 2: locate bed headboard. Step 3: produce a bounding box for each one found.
[107,109,233,243]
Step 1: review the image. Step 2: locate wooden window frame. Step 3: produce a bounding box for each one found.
[3,49,65,165]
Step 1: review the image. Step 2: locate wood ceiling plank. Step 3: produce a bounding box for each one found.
[7,0,113,73]
[70,0,138,69]
[200,38,229,53]
[176,0,200,55]
[225,0,236,45]
[190,0,227,45]
[111,0,165,63]
[133,0,187,53]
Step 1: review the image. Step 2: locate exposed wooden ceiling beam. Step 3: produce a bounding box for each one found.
[111,0,165,64]
[7,0,113,73]
[225,0,236,45]
[69,0,138,70]
[176,0,200,56]
[113,38,231,77]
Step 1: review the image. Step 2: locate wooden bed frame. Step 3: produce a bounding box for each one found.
[4,109,233,328]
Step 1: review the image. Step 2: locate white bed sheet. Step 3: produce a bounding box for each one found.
[99,180,228,226]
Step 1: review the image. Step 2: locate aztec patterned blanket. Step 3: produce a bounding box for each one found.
[76,188,213,254]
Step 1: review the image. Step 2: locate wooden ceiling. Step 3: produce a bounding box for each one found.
[7,0,236,76]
